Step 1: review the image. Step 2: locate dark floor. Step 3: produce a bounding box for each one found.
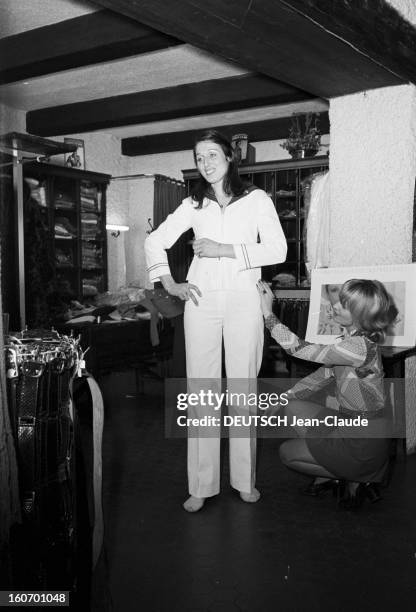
[98,371,416,612]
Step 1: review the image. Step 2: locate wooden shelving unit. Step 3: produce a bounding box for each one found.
[23,162,110,321]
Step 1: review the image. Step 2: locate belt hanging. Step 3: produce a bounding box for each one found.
[79,373,104,570]
[16,360,45,518]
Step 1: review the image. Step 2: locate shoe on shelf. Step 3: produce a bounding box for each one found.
[301,478,339,497]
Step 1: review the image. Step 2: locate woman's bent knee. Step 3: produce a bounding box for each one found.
[279,440,296,466]
[279,439,314,467]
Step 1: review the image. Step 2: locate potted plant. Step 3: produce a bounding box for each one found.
[281,112,322,159]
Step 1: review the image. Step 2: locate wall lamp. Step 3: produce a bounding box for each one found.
[106,224,130,237]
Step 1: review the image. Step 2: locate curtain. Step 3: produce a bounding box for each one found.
[153,175,191,283]
[153,174,186,228]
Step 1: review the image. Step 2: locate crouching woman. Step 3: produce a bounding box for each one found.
[257,278,399,509]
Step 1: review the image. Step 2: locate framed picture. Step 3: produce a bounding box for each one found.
[64,137,85,169]
[306,264,416,346]
[231,133,255,164]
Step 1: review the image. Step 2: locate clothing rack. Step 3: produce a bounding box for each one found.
[275,295,310,338]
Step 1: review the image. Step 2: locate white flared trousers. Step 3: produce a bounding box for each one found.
[184,290,264,497]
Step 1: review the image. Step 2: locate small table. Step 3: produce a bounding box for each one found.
[61,318,174,391]
[380,345,416,377]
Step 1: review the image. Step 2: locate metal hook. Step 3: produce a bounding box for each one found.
[146,218,154,234]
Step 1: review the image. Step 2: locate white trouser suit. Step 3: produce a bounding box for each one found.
[145,187,287,497]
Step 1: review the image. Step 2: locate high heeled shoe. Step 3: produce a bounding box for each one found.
[362,482,382,504]
[338,482,382,511]
[301,478,339,497]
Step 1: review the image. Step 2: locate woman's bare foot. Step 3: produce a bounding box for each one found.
[240,488,261,503]
[183,496,205,512]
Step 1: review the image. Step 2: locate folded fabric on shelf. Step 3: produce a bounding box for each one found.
[276,189,296,197]
[81,226,101,239]
[82,284,99,297]
[55,217,77,236]
[55,225,73,237]
[55,249,73,265]
[81,213,99,224]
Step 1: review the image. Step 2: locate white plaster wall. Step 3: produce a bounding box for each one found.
[329,86,415,266]
[389,0,416,459]
[0,0,97,38]
[125,176,154,288]
[129,149,195,181]
[0,102,26,133]
[388,0,416,22]
[329,85,416,452]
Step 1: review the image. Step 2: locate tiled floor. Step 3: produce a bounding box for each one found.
[97,371,416,612]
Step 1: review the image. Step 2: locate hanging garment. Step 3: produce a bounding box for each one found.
[305,171,330,274]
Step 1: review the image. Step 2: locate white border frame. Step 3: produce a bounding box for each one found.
[306,264,416,346]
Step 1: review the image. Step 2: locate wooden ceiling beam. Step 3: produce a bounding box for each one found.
[26,74,314,137]
[0,9,182,85]
[91,0,409,97]
[121,112,330,156]
[280,0,416,84]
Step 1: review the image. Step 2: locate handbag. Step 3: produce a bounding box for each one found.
[136,288,184,347]
[144,288,185,319]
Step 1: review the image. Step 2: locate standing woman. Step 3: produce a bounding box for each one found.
[145,130,287,511]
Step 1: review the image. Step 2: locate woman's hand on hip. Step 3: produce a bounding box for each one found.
[256,280,274,318]
[167,282,202,306]
[193,238,222,258]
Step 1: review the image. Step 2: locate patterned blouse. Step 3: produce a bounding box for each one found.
[265,314,385,414]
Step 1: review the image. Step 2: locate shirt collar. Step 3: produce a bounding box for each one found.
[205,184,258,206]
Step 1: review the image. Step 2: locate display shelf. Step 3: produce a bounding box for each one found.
[23,162,110,322]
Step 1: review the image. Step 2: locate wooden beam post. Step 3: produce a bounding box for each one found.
[0,9,182,85]
[27,75,313,136]
[91,0,407,97]
[121,112,330,156]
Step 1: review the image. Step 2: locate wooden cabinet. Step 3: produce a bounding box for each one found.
[23,162,110,324]
[182,156,329,289]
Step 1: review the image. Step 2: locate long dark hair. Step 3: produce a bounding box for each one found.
[191,129,245,209]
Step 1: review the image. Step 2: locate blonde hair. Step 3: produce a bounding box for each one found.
[339,279,399,343]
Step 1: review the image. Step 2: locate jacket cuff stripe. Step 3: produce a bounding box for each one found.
[147,263,169,272]
[241,244,251,269]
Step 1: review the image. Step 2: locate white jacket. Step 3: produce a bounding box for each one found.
[145,188,287,292]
